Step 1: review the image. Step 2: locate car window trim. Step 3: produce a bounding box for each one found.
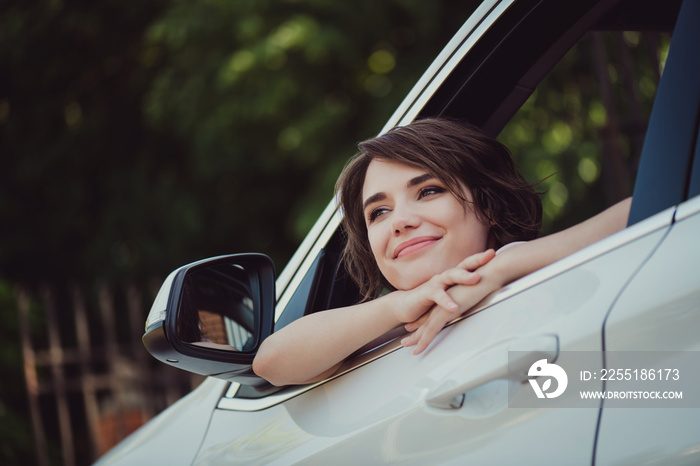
[384,0,512,131]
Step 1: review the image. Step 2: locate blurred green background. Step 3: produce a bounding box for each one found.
[0,0,486,284]
[1,1,482,464]
[0,0,664,464]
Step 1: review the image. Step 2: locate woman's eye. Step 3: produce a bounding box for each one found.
[368,207,389,223]
[418,186,446,199]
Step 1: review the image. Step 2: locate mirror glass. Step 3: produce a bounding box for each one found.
[176,262,257,352]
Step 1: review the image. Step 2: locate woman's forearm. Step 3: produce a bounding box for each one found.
[450,197,633,307]
[253,257,488,385]
[491,197,632,286]
[253,294,402,386]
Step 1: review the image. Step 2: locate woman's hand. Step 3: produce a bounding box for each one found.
[390,249,496,325]
[401,249,498,354]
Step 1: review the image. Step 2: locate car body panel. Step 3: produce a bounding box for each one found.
[96,377,227,465]
[594,194,700,465]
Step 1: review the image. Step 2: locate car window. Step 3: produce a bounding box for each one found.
[273,252,324,331]
[499,28,672,234]
[310,14,679,359]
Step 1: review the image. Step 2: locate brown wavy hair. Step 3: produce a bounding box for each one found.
[335,117,542,300]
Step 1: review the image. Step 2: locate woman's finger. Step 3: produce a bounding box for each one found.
[405,312,430,332]
[401,331,418,347]
[458,249,496,271]
[412,310,451,355]
[434,268,481,288]
[431,288,459,312]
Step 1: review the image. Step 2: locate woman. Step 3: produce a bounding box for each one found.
[253,118,631,386]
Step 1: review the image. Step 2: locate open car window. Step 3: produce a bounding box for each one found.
[499,28,671,235]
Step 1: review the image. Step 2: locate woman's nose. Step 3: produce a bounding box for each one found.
[392,206,421,235]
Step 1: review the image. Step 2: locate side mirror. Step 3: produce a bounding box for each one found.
[143,253,275,386]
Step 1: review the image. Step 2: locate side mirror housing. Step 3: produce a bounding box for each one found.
[143,253,275,386]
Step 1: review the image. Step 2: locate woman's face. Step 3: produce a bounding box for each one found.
[362,158,490,291]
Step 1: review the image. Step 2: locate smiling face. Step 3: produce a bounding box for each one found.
[362,158,491,291]
[337,119,541,299]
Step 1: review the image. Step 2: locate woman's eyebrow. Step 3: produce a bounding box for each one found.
[407,173,435,187]
[363,192,385,211]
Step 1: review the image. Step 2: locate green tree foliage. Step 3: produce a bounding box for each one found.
[0,0,479,285]
[0,0,172,283]
[139,0,482,274]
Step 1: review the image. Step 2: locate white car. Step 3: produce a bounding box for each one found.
[99,0,700,464]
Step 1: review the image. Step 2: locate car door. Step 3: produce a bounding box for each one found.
[192,0,685,464]
[594,1,700,462]
[594,200,700,466]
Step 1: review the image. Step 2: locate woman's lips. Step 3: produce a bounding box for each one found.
[394,236,440,259]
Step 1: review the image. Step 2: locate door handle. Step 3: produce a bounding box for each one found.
[425,335,559,409]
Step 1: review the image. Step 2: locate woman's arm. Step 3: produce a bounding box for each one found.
[253,252,494,386]
[402,197,632,354]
